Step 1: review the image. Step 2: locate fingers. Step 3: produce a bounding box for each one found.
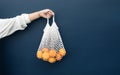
[46,10,54,19]
[48,9,55,16]
[39,9,55,19]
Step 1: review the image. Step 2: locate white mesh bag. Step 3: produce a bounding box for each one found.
[36,16,66,63]
[38,18,51,50]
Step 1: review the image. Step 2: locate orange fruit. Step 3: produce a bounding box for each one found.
[36,50,42,59]
[48,57,56,63]
[42,52,49,61]
[59,48,66,56]
[56,53,62,61]
[42,48,49,53]
[49,49,57,57]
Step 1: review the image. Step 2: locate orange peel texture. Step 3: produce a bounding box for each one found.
[48,57,56,63]
[56,53,62,61]
[42,48,49,53]
[42,52,49,61]
[49,49,57,57]
[36,50,42,59]
[59,48,66,56]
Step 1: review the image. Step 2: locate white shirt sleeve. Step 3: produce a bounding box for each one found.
[0,14,31,39]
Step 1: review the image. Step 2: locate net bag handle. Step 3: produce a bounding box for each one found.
[51,15,58,30]
[43,18,51,32]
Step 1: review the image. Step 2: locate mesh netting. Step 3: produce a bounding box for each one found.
[36,16,66,63]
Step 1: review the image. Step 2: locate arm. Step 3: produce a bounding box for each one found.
[0,9,54,39]
[28,9,54,21]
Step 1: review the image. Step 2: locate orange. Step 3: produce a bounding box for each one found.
[42,48,49,53]
[56,53,62,61]
[49,49,57,57]
[42,52,49,61]
[36,50,42,59]
[48,57,56,63]
[59,48,66,56]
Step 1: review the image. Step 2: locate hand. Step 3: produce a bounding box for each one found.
[38,9,54,19]
[28,9,54,21]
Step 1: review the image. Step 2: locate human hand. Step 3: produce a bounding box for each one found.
[29,9,54,21]
[38,9,54,19]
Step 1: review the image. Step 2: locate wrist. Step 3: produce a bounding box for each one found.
[28,11,40,21]
[37,11,42,18]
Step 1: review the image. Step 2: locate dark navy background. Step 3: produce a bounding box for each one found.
[0,0,120,75]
